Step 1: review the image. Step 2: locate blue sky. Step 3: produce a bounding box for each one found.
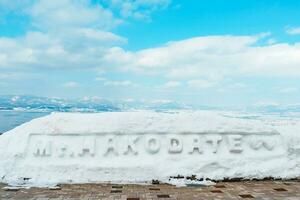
[1,0,300,107]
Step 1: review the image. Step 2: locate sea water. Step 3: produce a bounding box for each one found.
[0,111,50,133]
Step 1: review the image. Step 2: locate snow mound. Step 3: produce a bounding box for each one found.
[0,110,300,187]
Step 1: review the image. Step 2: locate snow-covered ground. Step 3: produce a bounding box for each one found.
[0,110,300,187]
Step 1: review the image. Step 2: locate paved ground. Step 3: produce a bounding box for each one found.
[1,180,300,200]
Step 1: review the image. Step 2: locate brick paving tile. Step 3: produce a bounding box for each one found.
[1,180,300,200]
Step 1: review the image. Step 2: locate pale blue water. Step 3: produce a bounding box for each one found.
[0,111,50,133]
[0,95,188,133]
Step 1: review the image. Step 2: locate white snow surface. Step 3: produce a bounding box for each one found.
[0,110,300,187]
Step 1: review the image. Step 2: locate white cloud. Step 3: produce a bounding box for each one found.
[2,0,300,91]
[0,0,127,71]
[104,80,137,87]
[0,72,26,80]
[216,82,248,93]
[63,81,80,88]
[105,34,300,81]
[160,81,181,89]
[254,101,280,107]
[277,87,298,94]
[30,0,120,31]
[3,31,300,86]
[286,27,300,35]
[226,83,247,89]
[94,77,107,81]
[0,0,32,12]
[187,79,216,89]
[0,29,126,70]
[103,0,171,20]
[105,35,261,78]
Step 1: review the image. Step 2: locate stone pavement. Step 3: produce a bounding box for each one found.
[1,180,300,200]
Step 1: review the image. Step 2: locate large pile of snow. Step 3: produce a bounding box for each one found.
[0,110,300,187]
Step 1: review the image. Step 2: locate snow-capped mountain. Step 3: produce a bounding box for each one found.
[0,95,190,112]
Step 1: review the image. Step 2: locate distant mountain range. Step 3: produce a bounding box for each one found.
[0,95,300,114]
[0,95,191,112]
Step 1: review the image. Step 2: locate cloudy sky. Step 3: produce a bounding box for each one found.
[0,0,300,107]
